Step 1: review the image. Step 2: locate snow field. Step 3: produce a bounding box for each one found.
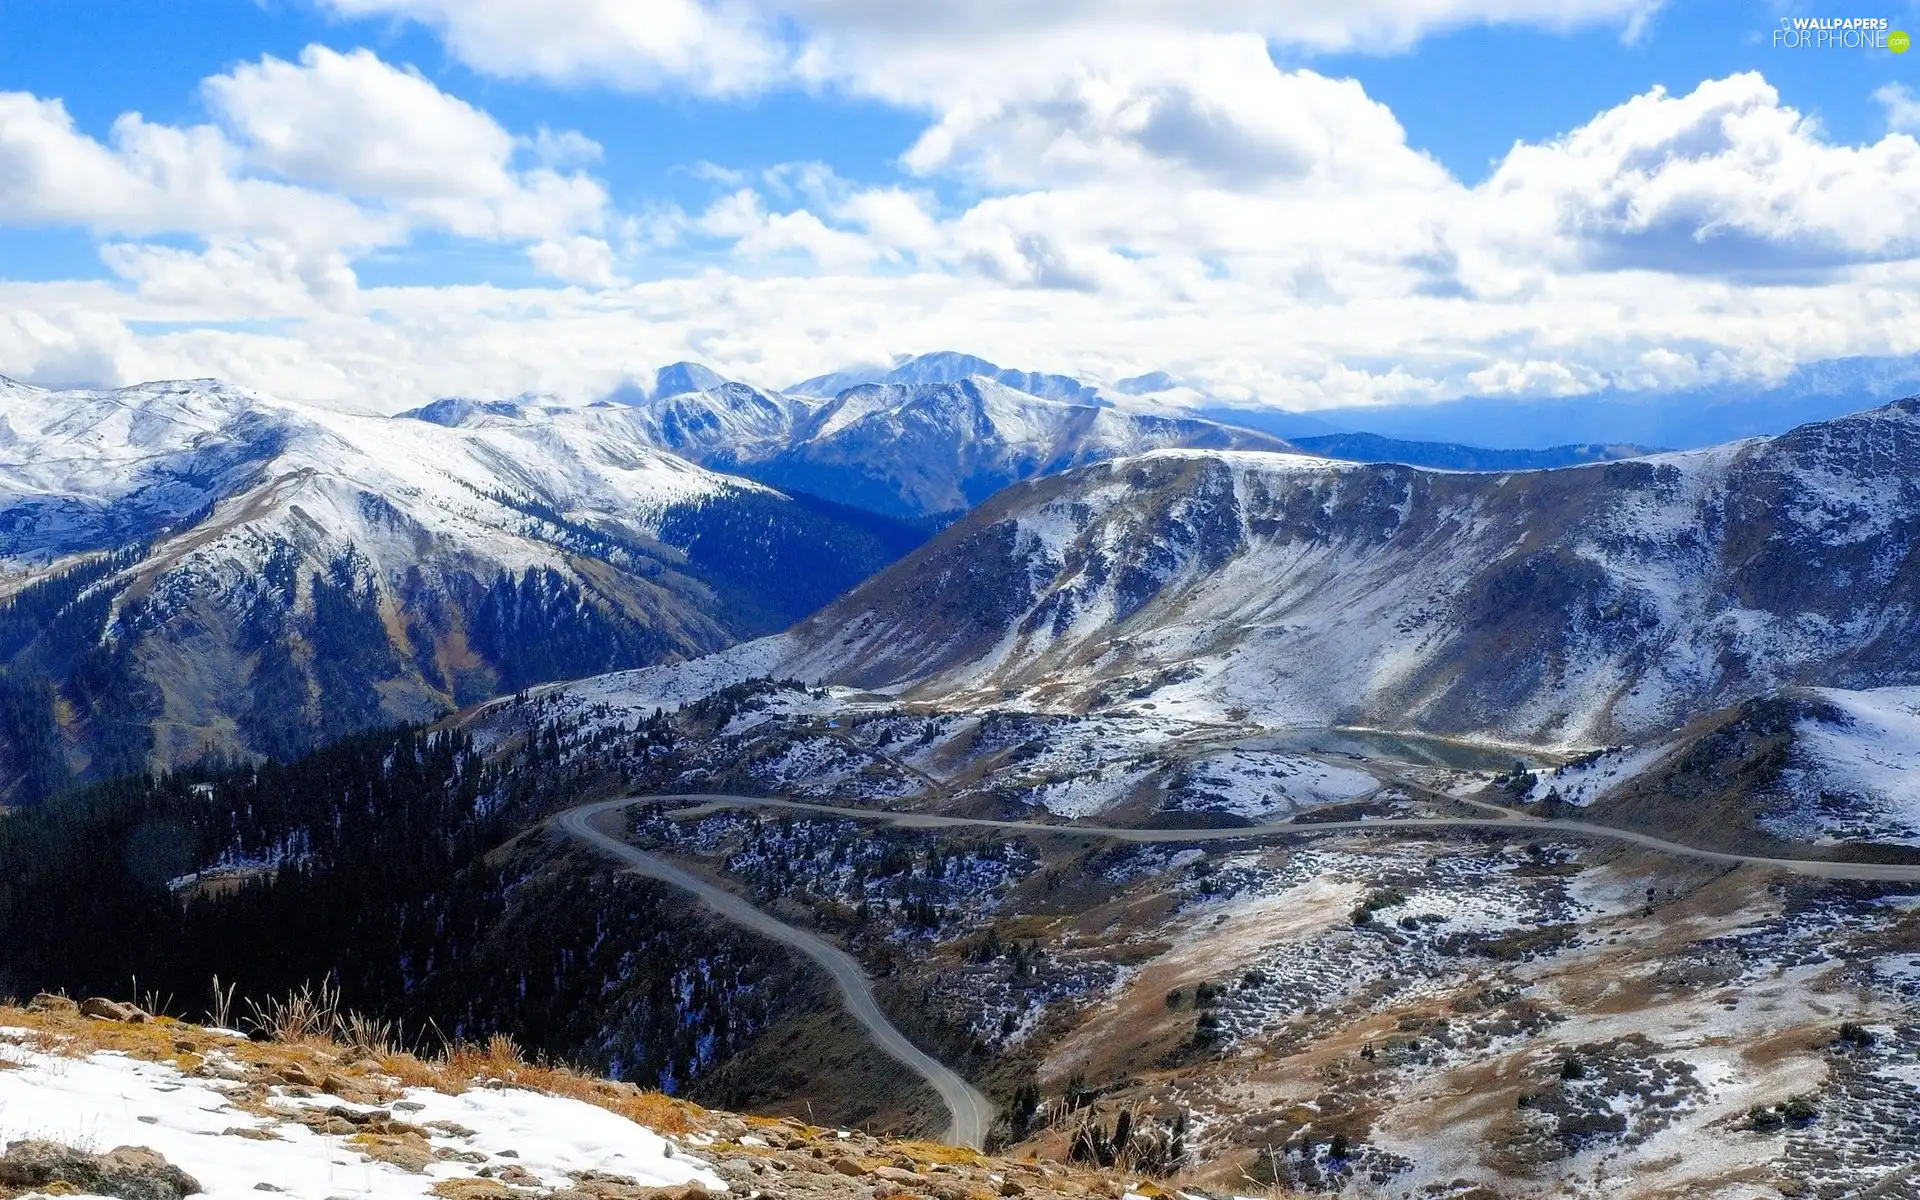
[0,1038,722,1200]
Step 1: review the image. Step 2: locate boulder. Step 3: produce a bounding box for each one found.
[97,1147,204,1200]
[78,997,149,1023]
[26,993,78,1014]
[0,1140,100,1189]
[0,1140,201,1200]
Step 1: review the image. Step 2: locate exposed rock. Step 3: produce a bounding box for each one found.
[78,998,149,1023]
[0,1140,99,1189]
[322,1072,379,1102]
[97,1148,205,1200]
[830,1157,867,1177]
[349,1131,436,1173]
[0,1140,201,1200]
[220,1127,281,1142]
[275,1061,323,1088]
[26,994,77,1014]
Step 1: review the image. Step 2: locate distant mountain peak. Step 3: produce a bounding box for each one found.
[600,362,736,406]
[880,351,1005,385]
[787,352,1101,406]
[1113,371,1175,395]
[396,396,532,427]
[652,361,729,398]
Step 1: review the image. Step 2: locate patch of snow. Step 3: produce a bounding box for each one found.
[0,1041,722,1200]
[1174,749,1376,818]
[1522,742,1671,808]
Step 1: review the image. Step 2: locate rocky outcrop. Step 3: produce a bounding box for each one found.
[0,1141,202,1200]
[78,997,150,1023]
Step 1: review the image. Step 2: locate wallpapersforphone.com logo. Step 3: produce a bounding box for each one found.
[1771,15,1909,50]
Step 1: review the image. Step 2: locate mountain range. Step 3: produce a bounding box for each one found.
[0,356,1311,795]
[637,396,1920,749]
[0,351,1912,800]
[536,354,1296,521]
[0,376,917,798]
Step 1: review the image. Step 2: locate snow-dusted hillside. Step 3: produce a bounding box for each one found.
[1762,687,1920,845]
[0,377,918,788]
[744,397,1920,747]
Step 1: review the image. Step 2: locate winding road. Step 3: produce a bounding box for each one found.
[554,799,995,1149]
[628,793,1920,881]
[554,790,1920,1148]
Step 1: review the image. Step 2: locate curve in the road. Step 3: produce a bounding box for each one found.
[556,790,1920,1147]
[642,793,1920,883]
[553,800,994,1149]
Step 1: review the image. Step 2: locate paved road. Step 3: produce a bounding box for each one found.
[553,800,995,1149]
[643,793,1920,882]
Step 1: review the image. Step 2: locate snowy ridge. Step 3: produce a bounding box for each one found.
[0,377,909,776]
[755,397,1920,747]
[0,378,755,570]
[412,357,1296,521]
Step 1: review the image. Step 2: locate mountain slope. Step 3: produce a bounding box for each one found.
[1520,685,1920,852]
[0,378,919,794]
[760,398,1920,747]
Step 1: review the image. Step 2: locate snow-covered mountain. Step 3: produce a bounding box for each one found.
[747,376,1293,519]
[737,397,1920,747]
[787,350,1101,405]
[574,357,1293,520]
[0,377,919,794]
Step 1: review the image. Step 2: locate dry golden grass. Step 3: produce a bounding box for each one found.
[0,999,1254,1196]
[0,999,701,1137]
[430,1180,511,1200]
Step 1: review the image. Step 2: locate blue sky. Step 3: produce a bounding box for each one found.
[1,0,1918,415]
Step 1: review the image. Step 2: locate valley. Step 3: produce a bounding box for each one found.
[459,651,1920,1196]
[2,366,1919,1198]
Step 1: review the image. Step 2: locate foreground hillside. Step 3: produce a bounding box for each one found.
[0,997,1151,1200]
